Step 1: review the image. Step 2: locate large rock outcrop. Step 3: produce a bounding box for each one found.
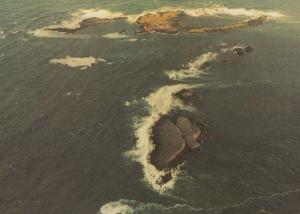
[150,115,206,170]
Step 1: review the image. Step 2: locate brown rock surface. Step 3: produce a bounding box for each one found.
[151,115,206,170]
[151,117,187,169]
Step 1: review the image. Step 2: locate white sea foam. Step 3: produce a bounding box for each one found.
[184,5,285,19]
[102,32,138,41]
[0,29,6,39]
[102,32,129,39]
[167,52,218,80]
[28,29,91,39]
[49,56,107,70]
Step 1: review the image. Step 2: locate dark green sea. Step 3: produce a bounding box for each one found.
[0,1,299,214]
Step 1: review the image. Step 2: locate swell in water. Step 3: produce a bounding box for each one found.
[99,189,300,214]
[28,5,286,38]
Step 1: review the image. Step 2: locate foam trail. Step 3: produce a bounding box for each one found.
[100,201,133,214]
[28,29,91,39]
[49,56,107,70]
[167,52,218,80]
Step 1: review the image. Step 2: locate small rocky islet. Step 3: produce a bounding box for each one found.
[150,113,208,185]
[150,115,207,170]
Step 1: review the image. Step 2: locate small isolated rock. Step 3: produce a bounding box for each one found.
[233,48,245,56]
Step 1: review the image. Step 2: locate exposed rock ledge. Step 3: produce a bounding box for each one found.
[150,115,207,170]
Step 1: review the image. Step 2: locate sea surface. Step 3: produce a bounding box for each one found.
[0,1,300,214]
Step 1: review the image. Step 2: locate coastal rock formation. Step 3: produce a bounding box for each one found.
[136,10,268,34]
[150,115,206,170]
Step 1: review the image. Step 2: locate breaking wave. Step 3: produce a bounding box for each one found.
[166,52,218,80]
[0,28,6,39]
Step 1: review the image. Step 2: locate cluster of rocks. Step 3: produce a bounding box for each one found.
[233,46,254,56]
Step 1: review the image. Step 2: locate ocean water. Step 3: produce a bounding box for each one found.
[0,1,299,214]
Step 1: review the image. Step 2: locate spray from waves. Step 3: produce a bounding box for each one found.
[29,5,285,38]
[166,52,218,80]
[28,29,92,39]
[49,56,107,70]
[99,188,300,214]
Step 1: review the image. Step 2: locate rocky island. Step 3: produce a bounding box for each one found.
[150,114,207,170]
